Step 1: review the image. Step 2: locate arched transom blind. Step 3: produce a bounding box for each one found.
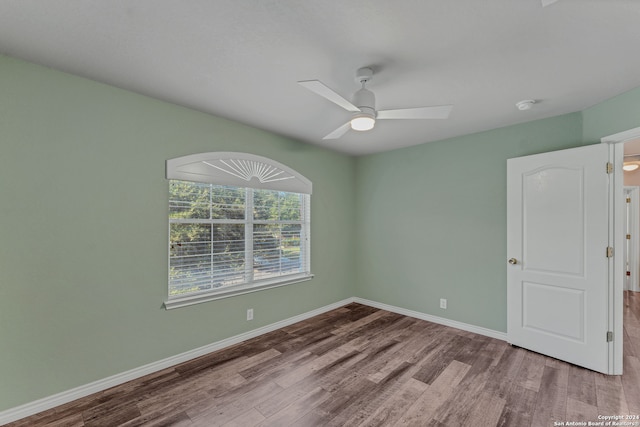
[166,152,312,194]
[165,152,312,309]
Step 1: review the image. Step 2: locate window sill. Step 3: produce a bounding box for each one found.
[163,273,314,310]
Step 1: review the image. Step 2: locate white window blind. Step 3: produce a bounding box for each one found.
[165,153,312,309]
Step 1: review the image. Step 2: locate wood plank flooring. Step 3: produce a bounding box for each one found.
[6,295,640,427]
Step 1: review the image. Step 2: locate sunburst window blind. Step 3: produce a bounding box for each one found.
[165,152,312,309]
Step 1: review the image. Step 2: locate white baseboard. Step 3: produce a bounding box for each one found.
[0,296,505,426]
[353,297,508,341]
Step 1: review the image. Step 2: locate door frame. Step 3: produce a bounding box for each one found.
[624,186,640,293]
[602,126,640,375]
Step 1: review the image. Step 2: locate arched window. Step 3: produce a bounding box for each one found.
[164,152,312,309]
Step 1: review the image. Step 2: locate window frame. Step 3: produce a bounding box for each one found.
[164,152,312,310]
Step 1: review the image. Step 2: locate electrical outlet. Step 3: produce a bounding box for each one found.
[246,308,254,321]
[440,299,447,309]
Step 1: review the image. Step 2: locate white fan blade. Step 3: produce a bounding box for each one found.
[541,0,559,6]
[323,122,351,140]
[298,80,360,112]
[377,105,453,120]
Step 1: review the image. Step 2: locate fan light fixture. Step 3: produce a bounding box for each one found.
[351,114,375,131]
[623,163,640,172]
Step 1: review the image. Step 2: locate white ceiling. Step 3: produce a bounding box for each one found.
[0,0,639,156]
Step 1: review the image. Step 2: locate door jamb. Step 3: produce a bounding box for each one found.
[602,127,640,375]
[624,187,640,293]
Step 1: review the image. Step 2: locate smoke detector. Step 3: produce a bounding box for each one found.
[516,100,536,111]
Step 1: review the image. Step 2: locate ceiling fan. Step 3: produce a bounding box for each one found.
[298,67,453,140]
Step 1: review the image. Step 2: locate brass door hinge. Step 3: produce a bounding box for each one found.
[627,234,632,240]
[607,162,614,174]
[606,247,614,258]
[607,331,613,342]
[627,197,632,203]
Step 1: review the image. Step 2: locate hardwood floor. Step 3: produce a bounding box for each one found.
[6,296,640,427]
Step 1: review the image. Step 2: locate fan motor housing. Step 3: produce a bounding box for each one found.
[353,88,375,111]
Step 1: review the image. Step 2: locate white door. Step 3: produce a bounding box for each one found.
[507,144,611,373]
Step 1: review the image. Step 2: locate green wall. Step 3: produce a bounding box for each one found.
[0,55,356,411]
[355,113,586,332]
[352,84,640,334]
[582,86,640,144]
